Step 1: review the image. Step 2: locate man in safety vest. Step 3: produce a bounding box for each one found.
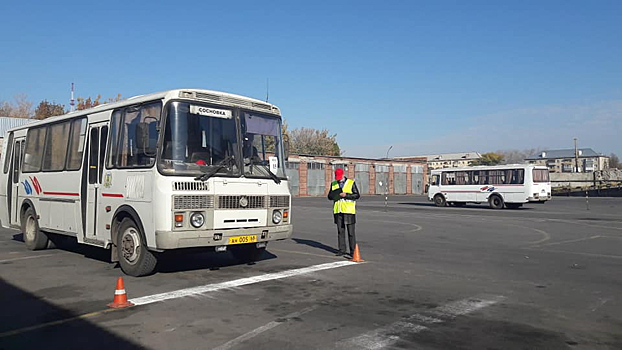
[328,168,360,257]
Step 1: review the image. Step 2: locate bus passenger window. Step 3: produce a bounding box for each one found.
[431,175,439,186]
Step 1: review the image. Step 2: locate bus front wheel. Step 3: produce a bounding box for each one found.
[116,218,157,277]
[488,195,504,209]
[22,207,49,250]
[434,195,446,207]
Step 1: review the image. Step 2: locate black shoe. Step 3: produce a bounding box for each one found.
[335,251,346,256]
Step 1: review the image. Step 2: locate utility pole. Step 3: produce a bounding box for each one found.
[574,138,579,173]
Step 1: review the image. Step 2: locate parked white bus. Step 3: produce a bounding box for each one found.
[0,89,293,276]
[427,164,551,209]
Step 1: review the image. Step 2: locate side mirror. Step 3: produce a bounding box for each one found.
[283,135,290,160]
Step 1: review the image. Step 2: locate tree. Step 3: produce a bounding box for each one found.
[610,153,621,169]
[76,94,122,110]
[496,148,542,164]
[473,152,504,166]
[0,94,33,118]
[34,100,66,119]
[289,126,341,156]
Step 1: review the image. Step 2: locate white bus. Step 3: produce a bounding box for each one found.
[0,89,293,276]
[428,164,551,209]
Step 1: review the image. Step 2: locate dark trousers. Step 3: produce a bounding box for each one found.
[336,215,356,255]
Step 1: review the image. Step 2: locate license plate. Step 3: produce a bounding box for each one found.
[228,235,258,245]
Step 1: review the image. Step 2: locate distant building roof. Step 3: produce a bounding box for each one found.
[0,117,36,137]
[395,152,482,162]
[526,148,603,160]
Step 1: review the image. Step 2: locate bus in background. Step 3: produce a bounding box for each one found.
[428,164,551,209]
[0,89,293,276]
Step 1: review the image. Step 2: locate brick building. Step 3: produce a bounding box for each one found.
[284,154,427,197]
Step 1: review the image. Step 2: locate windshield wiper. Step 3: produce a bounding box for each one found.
[267,168,281,184]
[194,156,234,181]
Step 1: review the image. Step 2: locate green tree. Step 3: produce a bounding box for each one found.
[473,152,504,166]
[34,100,66,119]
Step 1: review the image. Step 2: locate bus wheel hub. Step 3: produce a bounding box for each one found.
[121,229,141,264]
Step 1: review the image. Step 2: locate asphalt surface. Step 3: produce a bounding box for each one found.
[1,195,621,350]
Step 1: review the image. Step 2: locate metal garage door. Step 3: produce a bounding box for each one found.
[286,161,300,196]
[394,165,407,194]
[307,162,326,196]
[355,163,370,194]
[411,165,424,194]
[375,165,389,195]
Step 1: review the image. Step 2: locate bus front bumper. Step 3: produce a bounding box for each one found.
[155,225,293,249]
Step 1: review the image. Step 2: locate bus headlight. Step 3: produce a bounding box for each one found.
[190,212,205,228]
[272,210,282,224]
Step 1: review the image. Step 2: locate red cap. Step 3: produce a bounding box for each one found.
[196,160,207,165]
[335,168,345,180]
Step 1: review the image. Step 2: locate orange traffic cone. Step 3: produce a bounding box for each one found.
[350,244,364,263]
[108,277,134,308]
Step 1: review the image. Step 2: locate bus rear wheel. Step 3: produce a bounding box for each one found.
[116,218,157,277]
[434,195,446,207]
[488,195,504,209]
[230,244,266,263]
[22,207,49,250]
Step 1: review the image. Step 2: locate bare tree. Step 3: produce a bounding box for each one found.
[76,94,123,110]
[289,127,341,156]
[497,148,542,164]
[0,94,33,118]
[610,153,621,169]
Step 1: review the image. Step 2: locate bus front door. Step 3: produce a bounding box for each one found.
[9,138,24,226]
[84,123,109,241]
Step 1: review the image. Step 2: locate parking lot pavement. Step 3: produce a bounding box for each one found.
[1,195,622,349]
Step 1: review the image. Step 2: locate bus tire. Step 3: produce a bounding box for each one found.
[433,194,446,207]
[22,207,49,250]
[488,195,504,209]
[116,218,157,277]
[230,244,266,263]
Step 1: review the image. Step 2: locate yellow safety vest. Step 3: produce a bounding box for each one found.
[332,179,356,214]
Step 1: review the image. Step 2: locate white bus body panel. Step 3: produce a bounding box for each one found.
[427,164,551,206]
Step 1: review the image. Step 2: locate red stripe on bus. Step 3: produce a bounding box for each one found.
[102,193,124,198]
[43,192,80,196]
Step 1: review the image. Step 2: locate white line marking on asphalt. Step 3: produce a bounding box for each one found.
[0,254,56,263]
[338,295,504,350]
[129,261,358,306]
[212,306,318,350]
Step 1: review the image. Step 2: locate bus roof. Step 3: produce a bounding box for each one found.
[5,89,281,133]
[430,164,547,173]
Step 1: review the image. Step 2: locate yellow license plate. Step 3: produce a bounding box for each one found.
[228,235,258,245]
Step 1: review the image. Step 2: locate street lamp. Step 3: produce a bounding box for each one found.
[384,145,393,212]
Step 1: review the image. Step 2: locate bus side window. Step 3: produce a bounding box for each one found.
[472,171,479,184]
[3,132,13,174]
[431,175,439,186]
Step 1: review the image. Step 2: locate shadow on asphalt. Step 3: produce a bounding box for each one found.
[0,278,146,349]
[11,233,277,275]
[12,233,112,263]
[398,202,533,210]
[292,238,339,254]
[156,249,278,273]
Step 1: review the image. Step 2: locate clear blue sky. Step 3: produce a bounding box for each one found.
[1,0,621,158]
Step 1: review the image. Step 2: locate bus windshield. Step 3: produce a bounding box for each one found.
[159,102,240,176]
[241,112,286,179]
